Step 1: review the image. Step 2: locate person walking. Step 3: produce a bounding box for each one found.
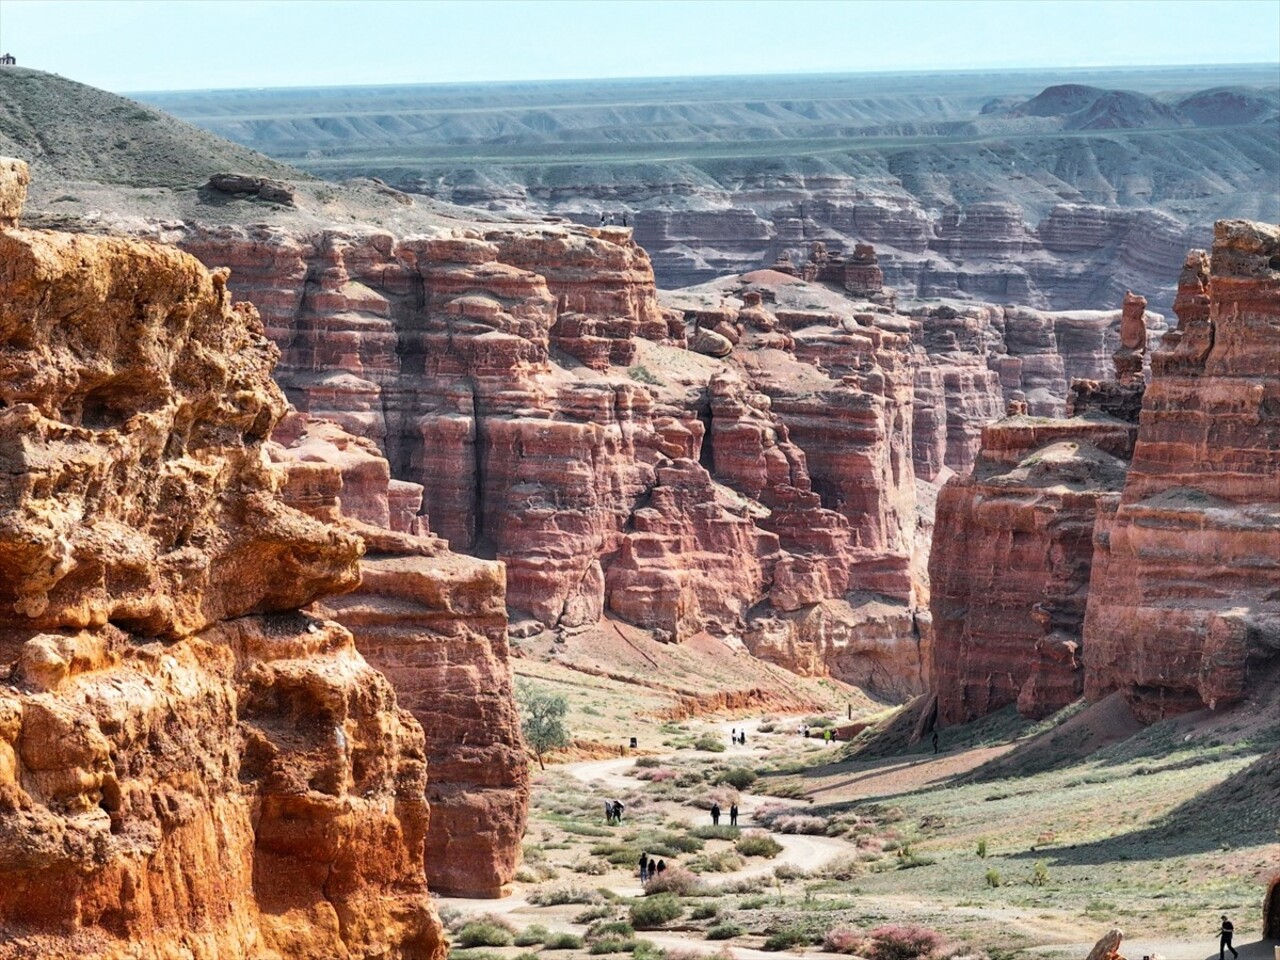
[605,800,614,825]
[639,852,649,882]
[1220,916,1238,960]
[656,859,666,875]
[710,802,721,826]
[613,800,625,824]
[730,803,739,826]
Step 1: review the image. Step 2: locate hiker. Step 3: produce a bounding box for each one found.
[599,212,606,226]
[823,728,832,744]
[604,800,614,824]
[730,803,739,826]
[613,800,625,824]
[803,725,810,738]
[639,852,649,881]
[731,727,736,742]
[622,212,628,227]
[932,730,939,754]
[656,859,667,875]
[1220,916,1237,960]
[710,802,721,825]
[739,731,746,745]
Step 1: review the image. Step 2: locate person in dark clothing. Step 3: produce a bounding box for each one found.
[730,803,739,826]
[613,800,625,824]
[605,800,614,824]
[639,852,649,881]
[622,213,628,227]
[932,730,939,754]
[739,732,746,745]
[656,859,666,874]
[1220,916,1237,959]
[710,802,721,825]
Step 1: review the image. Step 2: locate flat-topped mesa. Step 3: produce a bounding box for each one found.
[1083,220,1280,721]
[0,161,441,959]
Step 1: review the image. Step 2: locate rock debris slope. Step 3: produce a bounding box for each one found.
[0,160,443,960]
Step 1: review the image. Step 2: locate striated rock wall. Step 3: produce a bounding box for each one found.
[1082,221,1280,721]
[931,218,1279,728]
[0,162,442,958]
[271,414,530,898]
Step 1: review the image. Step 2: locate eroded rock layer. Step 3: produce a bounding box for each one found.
[271,414,530,898]
[1083,222,1280,721]
[0,162,442,959]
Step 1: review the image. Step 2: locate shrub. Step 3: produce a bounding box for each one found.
[804,715,835,729]
[689,850,744,874]
[544,933,585,950]
[633,756,663,768]
[639,768,679,783]
[695,733,727,753]
[528,884,605,906]
[1031,860,1049,886]
[455,919,514,948]
[738,894,770,909]
[823,925,868,954]
[774,862,811,880]
[716,767,758,790]
[658,832,706,854]
[976,838,987,858]
[514,925,549,946]
[690,824,741,841]
[867,924,943,960]
[627,365,661,385]
[984,868,1001,889]
[575,905,614,923]
[763,927,811,951]
[690,902,720,920]
[773,815,829,835]
[707,922,745,940]
[574,856,612,875]
[643,865,707,896]
[587,921,636,942]
[630,894,684,929]
[566,823,613,838]
[589,939,639,954]
[736,831,784,858]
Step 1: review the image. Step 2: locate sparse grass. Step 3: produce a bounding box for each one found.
[455,918,515,948]
[707,921,745,940]
[527,884,605,906]
[630,894,684,929]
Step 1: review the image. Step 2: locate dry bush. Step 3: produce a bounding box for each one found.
[867,924,944,960]
[643,865,707,896]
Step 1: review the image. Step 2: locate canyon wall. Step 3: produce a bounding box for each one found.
[176,223,939,698]
[0,161,442,958]
[270,415,530,898]
[931,220,1279,727]
[1083,221,1280,721]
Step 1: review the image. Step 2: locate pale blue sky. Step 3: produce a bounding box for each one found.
[0,0,1276,93]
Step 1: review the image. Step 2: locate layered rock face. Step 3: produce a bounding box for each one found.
[175,223,939,697]
[271,414,529,898]
[932,219,1279,727]
[930,409,1138,725]
[0,163,442,958]
[1083,222,1280,721]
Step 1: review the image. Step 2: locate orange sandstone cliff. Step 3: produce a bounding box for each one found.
[0,160,444,959]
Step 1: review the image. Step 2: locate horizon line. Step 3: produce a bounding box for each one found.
[120,60,1280,98]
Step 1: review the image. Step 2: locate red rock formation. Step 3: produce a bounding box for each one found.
[0,162,441,959]
[1083,221,1280,721]
[271,414,530,898]
[930,413,1134,725]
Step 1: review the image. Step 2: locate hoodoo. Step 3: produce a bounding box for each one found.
[0,160,443,959]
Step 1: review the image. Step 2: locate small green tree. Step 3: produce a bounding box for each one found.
[976,838,988,858]
[517,683,571,769]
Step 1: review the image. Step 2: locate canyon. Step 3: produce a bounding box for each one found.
[1,60,1278,954]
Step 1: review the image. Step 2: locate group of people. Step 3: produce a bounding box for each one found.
[800,725,837,743]
[728,728,746,746]
[708,801,739,826]
[598,211,630,227]
[637,852,667,883]
[604,799,625,825]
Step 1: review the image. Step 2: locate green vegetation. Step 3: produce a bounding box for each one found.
[629,894,684,929]
[517,683,571,769]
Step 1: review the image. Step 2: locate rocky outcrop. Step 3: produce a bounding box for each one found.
[1082,221,1280,721]
[0,161,441,958]
[930,411,1136,725]
[932,219,1280,727]
[271,414,530,898]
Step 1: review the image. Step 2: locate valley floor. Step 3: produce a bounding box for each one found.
[442,670,1280,960]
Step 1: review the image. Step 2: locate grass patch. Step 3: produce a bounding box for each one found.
[630,894,684,929]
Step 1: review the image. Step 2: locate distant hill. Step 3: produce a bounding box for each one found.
[0,66,300,187]
[1006,81,1278,130]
